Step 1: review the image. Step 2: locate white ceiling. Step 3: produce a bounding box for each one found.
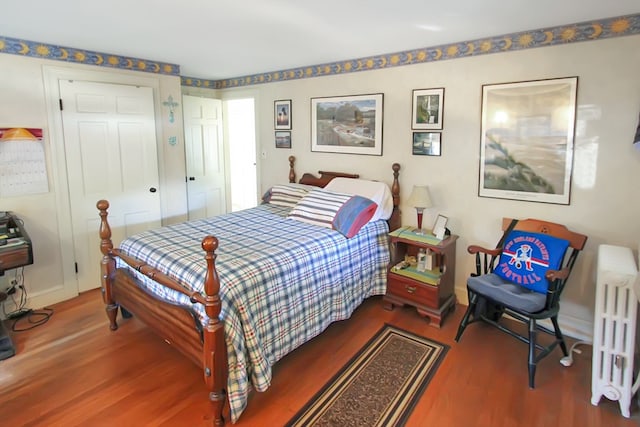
[2,1,639,80]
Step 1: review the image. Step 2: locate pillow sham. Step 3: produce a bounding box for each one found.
[494,230,570,294]
[262,183,314,208]
[324,178,393,221]
[288,189,377,238]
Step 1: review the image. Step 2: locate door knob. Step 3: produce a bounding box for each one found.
[149,187,157,193]
[189,177,195,181]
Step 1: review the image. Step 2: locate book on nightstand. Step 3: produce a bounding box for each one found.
[389,226,443,245]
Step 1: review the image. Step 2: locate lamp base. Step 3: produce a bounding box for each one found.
[412,227,427,235]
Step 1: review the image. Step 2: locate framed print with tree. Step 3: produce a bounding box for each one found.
[412,132,441,156]
[275,131,291,148]
[479,77,578,204]
[274,99,292,130]
[412,88,444,130]
[311,93,383,156]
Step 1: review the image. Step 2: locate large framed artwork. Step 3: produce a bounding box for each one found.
[412,88,444,130]
[479,77,578,205]
[311,93,383,156]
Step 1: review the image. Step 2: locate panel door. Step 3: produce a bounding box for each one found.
[183,95,226,220]
[59,80,162,292]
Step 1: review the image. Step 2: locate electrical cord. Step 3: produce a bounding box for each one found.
[560,340,592,367]
[1,267,54,331]
[11,307,54,332]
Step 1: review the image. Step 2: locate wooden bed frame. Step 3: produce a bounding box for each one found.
[97,156,400,426]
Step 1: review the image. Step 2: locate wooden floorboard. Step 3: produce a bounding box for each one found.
[1,289,637,426]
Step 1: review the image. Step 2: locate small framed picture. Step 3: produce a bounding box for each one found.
[412,88,444,130]
[432,214,448,240]
[274,99,292,130]
[412,132,441,156]
[275,131,291,148]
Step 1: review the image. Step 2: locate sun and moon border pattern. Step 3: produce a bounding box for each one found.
[0,14,637,87]
[182,13,640,89]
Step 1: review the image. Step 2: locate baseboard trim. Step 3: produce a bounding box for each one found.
[454,288,594,341]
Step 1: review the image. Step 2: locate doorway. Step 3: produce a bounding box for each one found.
[225,98,258,212]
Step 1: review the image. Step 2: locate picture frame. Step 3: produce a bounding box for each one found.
[275,131,291,149]
[412,132,441,156]
[479,77,578,205]
[432,214,448,240]
[311,93,383,156]
[274,99,292,130]
[412,88,444,130]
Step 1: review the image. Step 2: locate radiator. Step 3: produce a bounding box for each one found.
[591,244,639,418]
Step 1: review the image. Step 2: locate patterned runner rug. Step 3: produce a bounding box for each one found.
[286,324,449,427]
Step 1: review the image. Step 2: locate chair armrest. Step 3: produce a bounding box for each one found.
[545,267,570,282]
[467,245,502,257]
[467,245,502,276]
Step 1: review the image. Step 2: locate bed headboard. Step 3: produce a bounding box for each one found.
[287,155,401,231]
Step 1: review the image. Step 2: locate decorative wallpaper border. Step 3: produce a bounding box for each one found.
[0,36,180,76]
[182,13,640,89]
[1,14,637,84]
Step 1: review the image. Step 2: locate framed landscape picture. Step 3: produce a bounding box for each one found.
[275,131,291,148]
[274,99,292,130]
[412,88,444,130]
[311,93,383,156]
[412,132,441,156]
[479,77,578,204]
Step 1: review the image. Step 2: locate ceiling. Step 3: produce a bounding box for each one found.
[2,1,639,80]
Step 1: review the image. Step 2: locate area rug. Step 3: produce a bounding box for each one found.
[285,324,449,427]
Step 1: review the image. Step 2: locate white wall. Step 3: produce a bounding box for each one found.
[0,54,188,310]
[218,35,640,339]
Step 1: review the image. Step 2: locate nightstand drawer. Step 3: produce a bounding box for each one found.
[387,273,438,307]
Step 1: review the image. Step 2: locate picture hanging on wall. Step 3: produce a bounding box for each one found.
[479,76,578,205]
[274,99,292,130]
[311,93,383,156]
[412,132,441,156]
[275,131,291,148]
[412,88,444,130]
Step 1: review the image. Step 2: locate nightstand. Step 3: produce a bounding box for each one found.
[383,227,457,328]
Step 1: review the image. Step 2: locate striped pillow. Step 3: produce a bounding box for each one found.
[288,189,378,238]
[263,184,312,208]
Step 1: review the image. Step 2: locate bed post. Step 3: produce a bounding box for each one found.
[288,155,296,183]
[201,236,227,427]
[389,163,401,232]
[97,200,119,331]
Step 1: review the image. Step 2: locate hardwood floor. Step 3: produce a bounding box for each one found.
[1,289,637,426]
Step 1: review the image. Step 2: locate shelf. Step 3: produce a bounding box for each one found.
[389,266,440,285]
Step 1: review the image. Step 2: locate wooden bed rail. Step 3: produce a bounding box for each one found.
[97,200,220,313]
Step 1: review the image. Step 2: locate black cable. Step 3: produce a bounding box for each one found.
[1,268,53,331]
[11,307,54,332]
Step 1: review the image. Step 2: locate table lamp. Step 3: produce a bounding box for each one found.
[406,185,432,234]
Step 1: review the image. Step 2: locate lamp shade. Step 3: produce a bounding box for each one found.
[407,185,433,209]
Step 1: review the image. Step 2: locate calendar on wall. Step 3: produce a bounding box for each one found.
[0,128,49,197]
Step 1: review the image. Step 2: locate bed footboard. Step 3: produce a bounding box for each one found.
[97,200,227,426]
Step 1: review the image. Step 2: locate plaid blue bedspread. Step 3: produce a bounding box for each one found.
[115,204,389,423]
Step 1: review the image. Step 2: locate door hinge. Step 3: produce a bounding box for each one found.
[74,262,78,274]
[59,99,64,111]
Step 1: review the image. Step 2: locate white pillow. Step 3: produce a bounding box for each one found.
[324,178,394,221]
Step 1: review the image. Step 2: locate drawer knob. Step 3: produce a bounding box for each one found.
[405,285,417,294]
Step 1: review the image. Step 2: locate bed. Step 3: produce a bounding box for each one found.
[97,156,401,425]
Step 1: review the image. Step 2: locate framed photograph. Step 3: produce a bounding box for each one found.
[274,99,292,130]
[311,93,383,156]
[432,214,448,240]
[479,77,578,205]
[412,88,444,130]
[412,132,441,156]
[275,131,291,148]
